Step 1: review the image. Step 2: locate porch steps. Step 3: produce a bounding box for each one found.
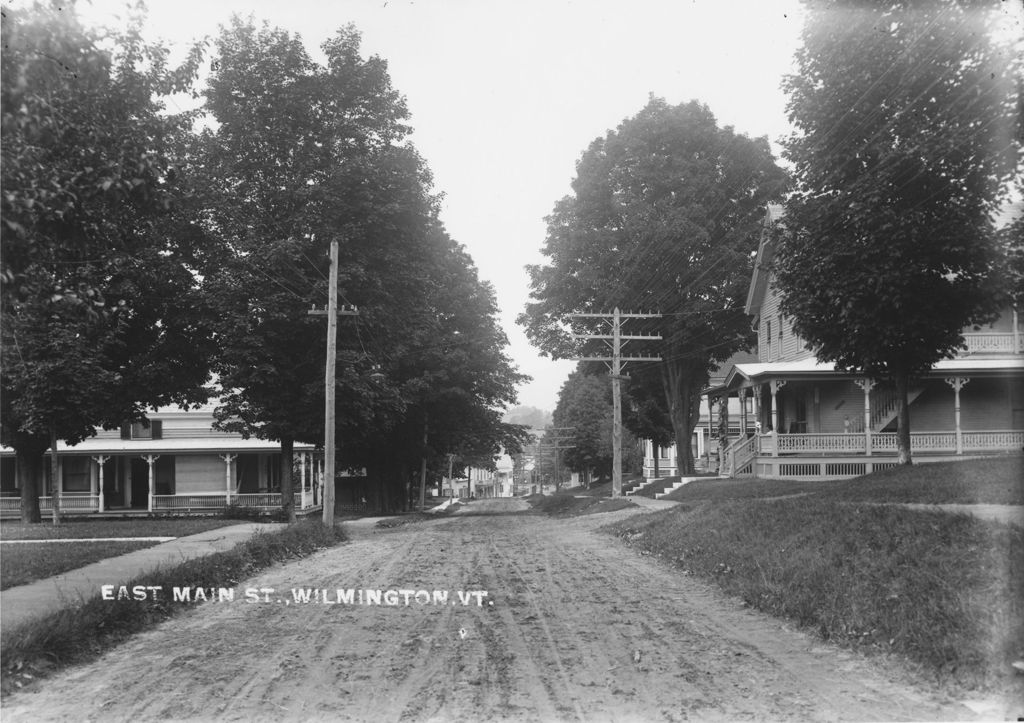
[625,477,662,496]
[655,477,699,499]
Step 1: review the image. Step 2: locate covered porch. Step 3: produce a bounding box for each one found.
[0,439,324,518]
[713,357,1024,479]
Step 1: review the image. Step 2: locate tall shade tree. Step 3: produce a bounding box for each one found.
[519,98,788,473]
[193,18,420,521]
[775,0,1023,464]
[1,2,211,522]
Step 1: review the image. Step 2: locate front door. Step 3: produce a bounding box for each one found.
[130,458,149,508]
[103,458,123,507]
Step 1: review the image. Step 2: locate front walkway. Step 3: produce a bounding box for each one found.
[0,522,279,630]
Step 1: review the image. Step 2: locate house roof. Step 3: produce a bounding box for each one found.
[743,204,784,320]
[0,437,316,457]
[717,356,1024,391]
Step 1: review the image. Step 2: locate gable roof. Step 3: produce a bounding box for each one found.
[743,204,785,320]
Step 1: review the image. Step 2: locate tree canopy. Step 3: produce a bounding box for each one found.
[1,2,212,521]
[519,97,788,473]
[193,17,526,514]
[774,0,1023,463]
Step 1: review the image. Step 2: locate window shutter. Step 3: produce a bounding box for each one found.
[151,420,163,440]
[120,423,131,440]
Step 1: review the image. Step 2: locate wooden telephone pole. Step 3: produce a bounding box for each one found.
[308,240,358,527]
[571,308,661,498]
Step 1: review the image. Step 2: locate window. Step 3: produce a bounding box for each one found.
[121,420,163,440]
[63,457,91,492]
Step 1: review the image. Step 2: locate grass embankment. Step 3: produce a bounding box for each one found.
[662,456,1024,505]
[609,457,1024,691]
[529,494,636,517]
[0,518,245,590]
[1,520,346,695]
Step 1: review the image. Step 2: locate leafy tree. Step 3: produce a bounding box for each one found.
[193,18,421,520]
[520,98,788,473]
[196,18,528,516]
[549,369,642,483]
[775,0,1022,464]
[1,2,211,522]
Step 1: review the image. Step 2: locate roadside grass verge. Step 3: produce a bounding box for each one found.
[529,494,636,517]
[662,456,1023,505]
[0,517,244,541]
[607,497,1023,691]
[0,520,346,696]
[1,541,163,590]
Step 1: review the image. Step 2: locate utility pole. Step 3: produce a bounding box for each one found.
[308,240,358,527]
[571,308,661,498]
[538,426,575,492]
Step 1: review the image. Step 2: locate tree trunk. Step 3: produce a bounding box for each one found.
[662,362,705,475]
[280,437,296,523]
[50,422,61,526]
[16,441,45,523]
[418,418,428,511]
[653,445,660,478]
[895,372,913,465]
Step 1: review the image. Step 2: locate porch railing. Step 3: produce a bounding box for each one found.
[152,491,318,511]
[962,332,1022,354]
[40,494,100,511]
[770,429,1023,456]
[722,435,758,476]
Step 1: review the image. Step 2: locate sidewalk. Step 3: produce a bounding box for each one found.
[0,522,279,630]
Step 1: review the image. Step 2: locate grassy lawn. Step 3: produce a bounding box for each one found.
[0,518,250,590]
[662,456,1024,505]
[606,457,1024,694]
[1,541,163,590]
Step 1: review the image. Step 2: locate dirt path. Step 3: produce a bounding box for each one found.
[3,499,984,722]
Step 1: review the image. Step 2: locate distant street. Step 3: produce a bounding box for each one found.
[5,499,978,722]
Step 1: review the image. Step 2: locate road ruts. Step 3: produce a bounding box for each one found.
[2,498,991,722]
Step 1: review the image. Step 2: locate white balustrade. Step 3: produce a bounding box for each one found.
[962,333,1018,354]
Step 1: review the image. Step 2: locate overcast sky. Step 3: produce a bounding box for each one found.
[44,0,814,410]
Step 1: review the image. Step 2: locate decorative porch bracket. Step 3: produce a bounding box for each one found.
[944,377,970,454]
[854,378,877,456]
[92,455,110,512]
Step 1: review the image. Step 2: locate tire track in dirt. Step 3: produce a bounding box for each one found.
[3,499,986,722]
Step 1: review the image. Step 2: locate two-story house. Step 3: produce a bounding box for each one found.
[712,205,1024,478]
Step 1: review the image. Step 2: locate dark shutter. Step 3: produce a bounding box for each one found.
[151,420,163,440]
[120,423,131,440]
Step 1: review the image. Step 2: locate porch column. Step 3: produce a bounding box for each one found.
[220,454,236,504]
[92,455,109,512]
[1014,309,1020,353]
[142,455,159,512]
[945,377,970,454]
[739,388,748,438]
[300,452,308,509]
[752,384,763,432]
[855,378,876,456]
[770,380,786,456]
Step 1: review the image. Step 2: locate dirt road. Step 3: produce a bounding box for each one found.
[3,499,986,721]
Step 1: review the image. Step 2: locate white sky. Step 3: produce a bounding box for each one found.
[50,0,811,409]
